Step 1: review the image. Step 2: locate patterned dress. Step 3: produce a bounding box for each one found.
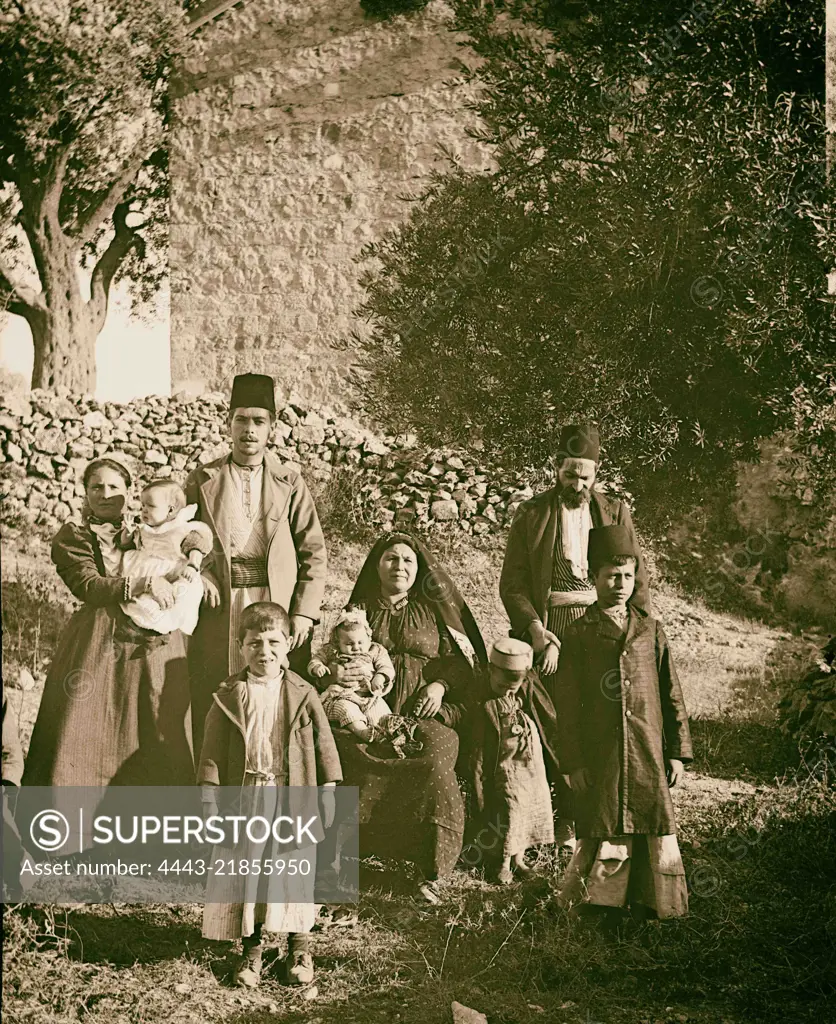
[332,596,467,879]
[492,693,555,860]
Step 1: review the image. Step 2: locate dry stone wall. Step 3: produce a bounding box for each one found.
[170,0,492,405]
[0,389,538,541]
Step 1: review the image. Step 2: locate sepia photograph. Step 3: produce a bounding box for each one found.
[1,1,834,1022]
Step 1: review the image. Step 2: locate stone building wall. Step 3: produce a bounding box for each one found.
[170,0,493,405]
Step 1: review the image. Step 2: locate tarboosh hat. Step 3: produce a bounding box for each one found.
[230,373,276,414]
[588,524,637,571]
[558,423,600,463]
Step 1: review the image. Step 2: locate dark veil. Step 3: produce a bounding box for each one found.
[348,532,487,667]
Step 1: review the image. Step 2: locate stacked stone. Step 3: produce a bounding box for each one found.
[0,389,537,539]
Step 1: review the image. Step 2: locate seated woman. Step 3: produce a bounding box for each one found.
[323,532,486,902]
[23,458,195,789]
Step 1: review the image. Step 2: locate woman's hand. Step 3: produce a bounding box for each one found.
[148,576,176,610]
[289,614,314,651]
[413,681,446,719]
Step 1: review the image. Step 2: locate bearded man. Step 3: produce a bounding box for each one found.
[499,423,650,846]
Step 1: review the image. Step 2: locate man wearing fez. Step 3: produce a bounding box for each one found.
[499,423,649,846]
[186,373,327,750]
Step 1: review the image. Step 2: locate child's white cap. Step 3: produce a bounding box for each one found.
[489,637,533,672]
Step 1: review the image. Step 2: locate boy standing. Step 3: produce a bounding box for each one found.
[199,602,341,989]
[554,526,692,926]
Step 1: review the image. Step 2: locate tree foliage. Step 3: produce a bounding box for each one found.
[0,0,190,390]
[357,0,834,511]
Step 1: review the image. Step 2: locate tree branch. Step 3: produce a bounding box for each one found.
[88,203,141,332]
[74,123,159,244]
[0,254,45,323]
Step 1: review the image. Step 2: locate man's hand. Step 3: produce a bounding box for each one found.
[201,575,221,609]
[541,641,561,676]
[319,786,336,830]
[530,622,560,654]
[289,615,314,651]
[569,768,592,793]
[666,758,684,788]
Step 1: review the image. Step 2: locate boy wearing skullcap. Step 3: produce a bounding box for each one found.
[554,525,693,926]
[458,637,559,884]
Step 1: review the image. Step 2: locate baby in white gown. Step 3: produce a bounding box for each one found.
[119,480,214,635]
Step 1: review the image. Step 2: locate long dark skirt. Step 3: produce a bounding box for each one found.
[333,720,464,880]
[23,603,193,788]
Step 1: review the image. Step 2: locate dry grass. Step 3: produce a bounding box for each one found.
[3,535,834,1024]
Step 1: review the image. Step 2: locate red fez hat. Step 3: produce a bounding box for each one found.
[230,373,276,414]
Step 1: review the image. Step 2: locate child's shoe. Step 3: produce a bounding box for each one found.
[286,950,315,986]
[234,945,263,988]
[496,864,514,885]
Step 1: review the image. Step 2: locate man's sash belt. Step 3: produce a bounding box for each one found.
[230,556,269,589]
[548,589,597,608]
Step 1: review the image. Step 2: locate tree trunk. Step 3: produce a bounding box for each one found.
[30,291,98,393]
[26,208,99,393]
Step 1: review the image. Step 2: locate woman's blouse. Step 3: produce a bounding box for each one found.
[360,595,453,714]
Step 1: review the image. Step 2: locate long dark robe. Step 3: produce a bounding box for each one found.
[23,523,194,788]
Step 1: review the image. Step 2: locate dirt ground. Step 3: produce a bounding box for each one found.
[2,536,834,1024]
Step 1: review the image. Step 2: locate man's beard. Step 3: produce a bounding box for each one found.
[561,485,592,509]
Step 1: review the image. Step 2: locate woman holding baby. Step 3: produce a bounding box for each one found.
[23,457,196,788]
[318,532,487,901]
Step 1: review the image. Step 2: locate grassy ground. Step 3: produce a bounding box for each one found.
[3,534,835,1024]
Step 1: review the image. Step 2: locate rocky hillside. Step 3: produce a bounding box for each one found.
[0,388,538,539]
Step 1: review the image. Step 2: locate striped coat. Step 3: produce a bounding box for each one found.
[500,488,650,641]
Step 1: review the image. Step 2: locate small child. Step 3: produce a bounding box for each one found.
[461,638,558,884]
[199,602,342,989]
[554,525,693,927]
[119,479,214,635]
[308,608,396,742]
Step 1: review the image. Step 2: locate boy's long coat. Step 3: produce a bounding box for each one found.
[553,604,692,837]
[500,488,650,638]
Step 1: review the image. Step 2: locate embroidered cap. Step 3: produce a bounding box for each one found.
[230,373,276,414]
[558,423,600,463]
[489,637,534,672]
[588,524,637,571]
